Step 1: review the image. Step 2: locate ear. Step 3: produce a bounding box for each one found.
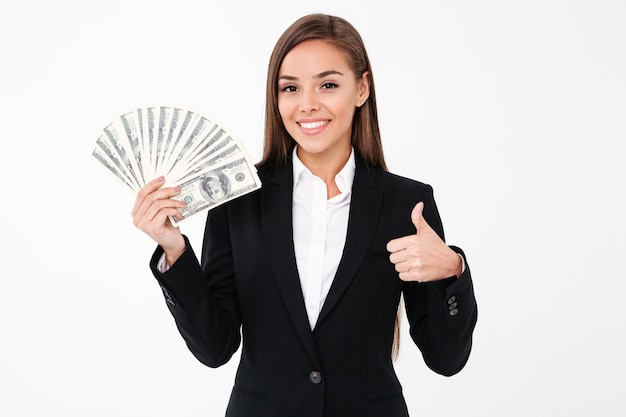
[357,71,370,107]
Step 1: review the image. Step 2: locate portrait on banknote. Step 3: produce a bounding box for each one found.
[199,172,230,203]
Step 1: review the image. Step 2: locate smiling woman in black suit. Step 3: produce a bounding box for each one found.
[131,13,477,417]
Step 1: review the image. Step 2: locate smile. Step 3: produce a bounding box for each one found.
[298,120,329,130]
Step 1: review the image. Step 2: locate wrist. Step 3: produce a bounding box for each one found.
[163,235,186,266]
[455,253,465,278]
[448,249,463,278]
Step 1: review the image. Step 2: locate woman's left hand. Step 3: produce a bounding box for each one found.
[386,202,462,283]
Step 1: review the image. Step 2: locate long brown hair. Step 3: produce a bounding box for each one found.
[258,14,400,360]
[258,13,387,171]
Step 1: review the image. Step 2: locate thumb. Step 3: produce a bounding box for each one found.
[411,201,425,232]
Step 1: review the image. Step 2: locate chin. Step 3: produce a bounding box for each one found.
[296,143,330,156]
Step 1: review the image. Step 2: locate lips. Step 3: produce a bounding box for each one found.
[298,120,329,130]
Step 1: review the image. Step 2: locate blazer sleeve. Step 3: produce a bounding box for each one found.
[149,204,241,368]
[402,185,478,376]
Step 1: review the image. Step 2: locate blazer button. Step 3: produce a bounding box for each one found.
[447,296,456,305]
[309,371,322,384]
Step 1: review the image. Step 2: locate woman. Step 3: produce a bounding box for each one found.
[132,13,477,417]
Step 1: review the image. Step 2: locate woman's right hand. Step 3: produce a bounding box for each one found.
[132,176,188,265]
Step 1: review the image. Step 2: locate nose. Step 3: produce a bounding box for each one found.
[299,89,319,112]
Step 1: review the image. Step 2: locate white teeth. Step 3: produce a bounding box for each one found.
[299,121,327,129]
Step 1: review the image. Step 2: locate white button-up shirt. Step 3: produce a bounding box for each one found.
[292,147,355,330]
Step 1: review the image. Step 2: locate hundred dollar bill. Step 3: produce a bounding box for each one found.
[169,155,261,227]
[92,145,137,191]
[167,131,235,185]
[174,140,241,185]
[159,106,185,174]
[119,110,146,186]
[93,134,139,192]
[167,115,215,176]
[142,106,157,180]
[103,122,142,190]
[158,109,196,176]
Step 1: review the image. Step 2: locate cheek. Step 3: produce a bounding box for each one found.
[277,98,292,121]
[277,102,298,136]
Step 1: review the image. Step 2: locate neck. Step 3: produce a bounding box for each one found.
[297,146,351,185]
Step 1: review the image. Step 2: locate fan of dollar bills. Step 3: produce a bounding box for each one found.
[92,105,262,227]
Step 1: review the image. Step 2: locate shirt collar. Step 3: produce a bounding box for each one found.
[292,146,356,193]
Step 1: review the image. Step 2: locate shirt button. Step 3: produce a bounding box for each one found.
[309,371,322,384]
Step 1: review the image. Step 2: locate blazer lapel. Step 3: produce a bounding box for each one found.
[316,158,383,328]
[261,161,322,369]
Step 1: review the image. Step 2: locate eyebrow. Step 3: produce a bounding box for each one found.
[278,70,344,81]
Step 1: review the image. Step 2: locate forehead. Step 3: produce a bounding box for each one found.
[279,39,352,76]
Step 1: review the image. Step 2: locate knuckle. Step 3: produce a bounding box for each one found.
[133,219,145,230]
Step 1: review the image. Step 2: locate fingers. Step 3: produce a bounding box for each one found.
[132,176,166,216]
[390,250,429,283]
[131,176,187,231]
[132,178,181,217]
[386,236,403,254]
[387,236,421,282]
[386,201,434,283]
[387,237,421,271]
[134,195,186,230]
[388,244,407,265]
[390,254,427,282]
[390,254,415,274]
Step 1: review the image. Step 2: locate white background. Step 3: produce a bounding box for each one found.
[1,1,625,416]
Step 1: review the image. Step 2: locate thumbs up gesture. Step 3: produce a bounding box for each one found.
[386,201,463,283]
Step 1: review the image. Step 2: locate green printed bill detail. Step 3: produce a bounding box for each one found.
[169,155,261,227]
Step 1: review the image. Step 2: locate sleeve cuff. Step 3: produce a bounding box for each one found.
[157,252,170,273]
[457,253,466,274]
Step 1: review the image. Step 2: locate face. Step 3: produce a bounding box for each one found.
[205,178,225,199]
[277,39,369,164]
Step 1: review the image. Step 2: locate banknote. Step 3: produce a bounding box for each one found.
[93,133,139,192]
[166,128,232,184]
[119,110,146,186]
[175,138,240,185]
[92,105,261,226]
[102,122,142,191]
[92,142,137,191]
[169,155,261,227]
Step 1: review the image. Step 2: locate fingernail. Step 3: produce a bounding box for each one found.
[174,186,181,192]
[157,176,165,183]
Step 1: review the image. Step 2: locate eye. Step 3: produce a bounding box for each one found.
[279,84,298,93]
[321,82,338,89]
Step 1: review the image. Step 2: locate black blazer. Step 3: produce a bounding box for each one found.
[150,155,477,417]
